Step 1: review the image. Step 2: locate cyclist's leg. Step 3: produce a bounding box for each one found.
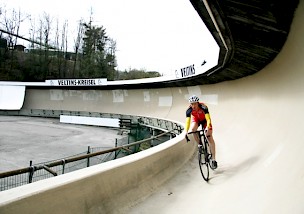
[189,121,201,145]
[206,128,216,160]
[205,126,217,168]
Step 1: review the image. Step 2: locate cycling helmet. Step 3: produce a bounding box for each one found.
[189,95,199,103]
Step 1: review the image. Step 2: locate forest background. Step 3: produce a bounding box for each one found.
[0,5,161,81]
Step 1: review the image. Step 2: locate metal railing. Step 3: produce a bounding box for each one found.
[0,109,184,136]
[0,130,174,191]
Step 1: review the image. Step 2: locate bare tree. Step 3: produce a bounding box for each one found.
[0,6,29,77]
[42,12,52,78]
[105,38,117,80]
[64,21,68,78]
[28,17,36,49]
[54,18,63,78]
[61,20,68,78]
[73,19,84,77]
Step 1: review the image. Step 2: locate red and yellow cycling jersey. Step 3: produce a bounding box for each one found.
[185,102,212,131]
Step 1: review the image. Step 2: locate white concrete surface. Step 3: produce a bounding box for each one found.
[0,0,304,213]
[128,1,304,213]
[0,85,25,110]
[0,130,194,214]
[0,116,123,172]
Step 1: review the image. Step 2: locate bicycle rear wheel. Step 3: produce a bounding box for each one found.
[198,149,209,181]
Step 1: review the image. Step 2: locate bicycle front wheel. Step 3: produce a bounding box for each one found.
[198,151,209,181]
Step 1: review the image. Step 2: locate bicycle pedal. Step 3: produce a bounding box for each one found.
[210,160,218,170]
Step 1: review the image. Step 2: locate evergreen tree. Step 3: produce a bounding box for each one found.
[80,20,115,79]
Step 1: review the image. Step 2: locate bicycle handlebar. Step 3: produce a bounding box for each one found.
[185,134,190,142]
[187,130,203,135]
[185,129,206,143]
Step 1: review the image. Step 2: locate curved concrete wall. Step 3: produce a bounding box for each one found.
[0,86,199,213]
[1,1,304,213]
[0,134,195,214]
[22,87,188,120]
[129,1,304,213]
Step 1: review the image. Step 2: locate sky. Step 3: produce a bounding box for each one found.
[0,0,219,77]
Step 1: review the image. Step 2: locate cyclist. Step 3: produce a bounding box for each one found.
[184,95,218,169]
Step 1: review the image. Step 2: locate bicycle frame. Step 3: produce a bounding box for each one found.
[186,129,211,181]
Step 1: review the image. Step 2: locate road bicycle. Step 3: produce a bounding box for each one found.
[185,129,212,181]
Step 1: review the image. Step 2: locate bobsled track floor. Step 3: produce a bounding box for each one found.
[128,2,304,213]
[0,116,123,172]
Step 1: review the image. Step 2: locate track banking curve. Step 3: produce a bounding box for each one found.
[130,2,304,213]
[0,1,304,214]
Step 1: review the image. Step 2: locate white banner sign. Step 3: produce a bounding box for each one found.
[45,78,107,86]
[174,60,207,79]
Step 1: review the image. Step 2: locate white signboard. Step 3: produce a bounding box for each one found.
[45,78,107,86]
[60,115,119,128]
[174,60,207,79]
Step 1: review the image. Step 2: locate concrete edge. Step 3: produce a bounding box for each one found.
[0,131,196,214]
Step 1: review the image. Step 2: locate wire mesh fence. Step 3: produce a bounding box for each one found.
[0,148,118,191]
[0,126,174,192]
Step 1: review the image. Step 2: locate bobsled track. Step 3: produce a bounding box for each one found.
[1,1,304,214]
